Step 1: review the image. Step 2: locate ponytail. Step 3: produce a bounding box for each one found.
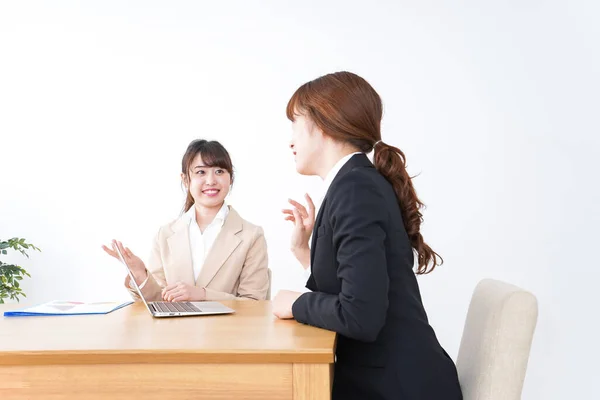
[373,141,442,274]
[284,70,442,273]
[182,186,195,214]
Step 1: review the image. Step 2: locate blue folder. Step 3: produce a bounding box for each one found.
[3,300,133,317]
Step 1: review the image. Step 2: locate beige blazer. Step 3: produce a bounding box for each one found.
[125,206,269,302]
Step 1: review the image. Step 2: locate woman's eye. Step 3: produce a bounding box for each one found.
[195,170,204,175]
[216,169,224,174]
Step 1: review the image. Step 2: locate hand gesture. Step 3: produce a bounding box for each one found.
[162,281,206,302]
[282,193,316,252]
[102,240,147,283]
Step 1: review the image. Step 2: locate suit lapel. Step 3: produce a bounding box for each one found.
[310,198,327,268]
[195,207,243,288]
[166,217,195,286]
[309,153,374,269]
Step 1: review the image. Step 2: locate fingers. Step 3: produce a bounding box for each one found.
[283,209,302,219]
[305,193,316,219]
[166,289,187,302]
[171,294,188,302]
[165,291,180,302]
[124,247,134,258]
[162,282,185,301]
[110,241,125,262]
[109,241,139,264]
[101,245,119,259]
[113,240,127,259]
[282,209,298,223]
[286,195,315,221]
[163,282,179,290]
[162,284,178,296]
[292,208,303,230]
[288,199,308,218]
[163,288,179,302]
[162,285,174,299]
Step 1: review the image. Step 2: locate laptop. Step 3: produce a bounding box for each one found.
[114,245,235,318]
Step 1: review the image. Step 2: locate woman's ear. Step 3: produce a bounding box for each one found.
[181,172,189,190]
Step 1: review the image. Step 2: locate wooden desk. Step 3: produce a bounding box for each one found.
[0,301,336,399]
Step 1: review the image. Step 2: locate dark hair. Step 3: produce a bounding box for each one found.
[181,139,234,213]
[286,71,442,274]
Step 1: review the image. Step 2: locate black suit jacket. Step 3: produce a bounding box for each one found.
[292,154,463,400]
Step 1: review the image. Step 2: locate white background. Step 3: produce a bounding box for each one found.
[1,1,598,398]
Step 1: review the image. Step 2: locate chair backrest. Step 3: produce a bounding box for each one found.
[266,268,272,300]
[456,279,538,400]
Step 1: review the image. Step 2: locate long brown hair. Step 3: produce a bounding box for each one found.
[286,71,442,274]
[181,139,234,213]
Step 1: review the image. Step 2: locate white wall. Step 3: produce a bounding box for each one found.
[1,1,598,398]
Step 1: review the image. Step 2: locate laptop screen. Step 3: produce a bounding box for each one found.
[113,244,154,314]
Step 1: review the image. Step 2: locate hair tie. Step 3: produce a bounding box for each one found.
[374,140,383,148]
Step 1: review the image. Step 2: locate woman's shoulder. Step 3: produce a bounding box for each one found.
[154,214,189,240]
[330,166,388,200]
[228,206,264,237]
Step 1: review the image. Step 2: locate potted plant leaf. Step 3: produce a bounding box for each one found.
[0,238,41,304]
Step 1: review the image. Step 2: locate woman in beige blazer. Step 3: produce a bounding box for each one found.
[103,139,269,302]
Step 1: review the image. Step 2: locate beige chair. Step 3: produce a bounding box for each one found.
[266,268,272,300]
[456,279,538,400]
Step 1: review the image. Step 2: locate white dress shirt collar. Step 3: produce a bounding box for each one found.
[186,202,230,282]
[322,152,363,196]
[185,202,229,228]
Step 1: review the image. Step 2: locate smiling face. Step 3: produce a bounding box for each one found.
[183,153,231,209]
[180,140,234,213]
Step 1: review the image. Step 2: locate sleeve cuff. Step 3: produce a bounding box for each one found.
[292,292,309,324]
[129,273,149,290]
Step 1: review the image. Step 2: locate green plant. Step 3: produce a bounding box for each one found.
[0,238,41,304]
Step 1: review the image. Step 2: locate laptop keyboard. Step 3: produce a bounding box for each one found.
[153,301,201,313]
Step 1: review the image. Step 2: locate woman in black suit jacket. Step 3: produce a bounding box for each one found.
[273,71,463,400]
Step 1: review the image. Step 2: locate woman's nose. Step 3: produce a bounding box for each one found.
[205,173,216,184]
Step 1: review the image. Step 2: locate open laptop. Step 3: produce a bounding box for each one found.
[114,245,235,318]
